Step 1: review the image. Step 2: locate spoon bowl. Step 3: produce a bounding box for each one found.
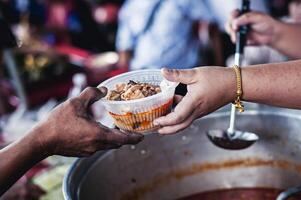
[207,130,259,150]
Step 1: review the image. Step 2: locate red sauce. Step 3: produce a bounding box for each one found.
[178,188,301,200]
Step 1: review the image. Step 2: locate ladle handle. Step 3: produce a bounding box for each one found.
[228,0,250,135]
[228,104,237,135]
[235,0,250,55]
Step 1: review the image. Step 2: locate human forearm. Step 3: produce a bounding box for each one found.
[0,87,142,195]
[241,60,301,108]
[0,126,47,195]
[271,22,301,59]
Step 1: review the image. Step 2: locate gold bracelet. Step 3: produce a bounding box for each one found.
[232,65,244,112]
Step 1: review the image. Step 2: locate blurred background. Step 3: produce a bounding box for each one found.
[0,0,300,199]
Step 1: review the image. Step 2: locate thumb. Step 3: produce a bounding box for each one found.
[78,87,107,106]
[161,68,196,84]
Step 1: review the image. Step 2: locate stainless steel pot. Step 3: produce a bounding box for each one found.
[63,107,301,200]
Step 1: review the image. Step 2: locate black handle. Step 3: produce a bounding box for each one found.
[235,0,250,54]
[175,83,187,96]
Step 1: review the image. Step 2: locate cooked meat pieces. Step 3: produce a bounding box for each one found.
[106,90,122,101]
[106,80,161,101]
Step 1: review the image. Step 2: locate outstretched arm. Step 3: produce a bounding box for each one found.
[0,87,143,196]
[0,127,46,195]
[154,60,301,134]
[241,60,301,107]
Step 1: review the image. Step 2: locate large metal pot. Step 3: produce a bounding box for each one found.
[63,107,301,200]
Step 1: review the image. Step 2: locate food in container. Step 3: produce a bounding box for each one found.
[98,70,178,133]
[105,80,161,101]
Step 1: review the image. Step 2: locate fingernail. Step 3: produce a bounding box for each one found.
[138,135,144,141]
[98,86,108,94]
[130,132,144,140]
[153,120,159,126]
[161,68,174,74]
[157,129,166,135]
[133,134,144,142]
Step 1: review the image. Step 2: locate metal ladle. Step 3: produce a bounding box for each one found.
[276,184,301,200]
[207,0,259,150]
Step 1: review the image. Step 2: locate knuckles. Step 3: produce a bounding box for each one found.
[66,98,81,111]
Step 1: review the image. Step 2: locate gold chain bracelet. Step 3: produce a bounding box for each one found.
[232,65,244,112]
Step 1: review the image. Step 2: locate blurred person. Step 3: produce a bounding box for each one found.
[67,0,112,51]
[0,87,143,195]
[116,0,213,70]
[115,0,268,70]
[226,0,301,66]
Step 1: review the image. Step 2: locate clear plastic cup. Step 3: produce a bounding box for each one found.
[98,69,178,133]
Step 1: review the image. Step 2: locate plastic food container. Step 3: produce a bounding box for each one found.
[98,69,178,133]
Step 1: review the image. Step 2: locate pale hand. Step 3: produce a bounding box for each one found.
[154,68,236,134]
[225,10,279,46]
